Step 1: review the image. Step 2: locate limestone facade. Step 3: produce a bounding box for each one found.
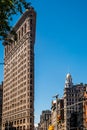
[2,7,36,130]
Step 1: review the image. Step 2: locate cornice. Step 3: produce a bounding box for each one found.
[14,7,36,32]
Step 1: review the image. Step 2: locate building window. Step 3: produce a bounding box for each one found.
[30,105,32,108]
[30,118,32,123]
[21,27,23,36]
[17,120,19,124]
[20,119,22,124]
[30,14,32,17]
[30,27,32,31]
[30,74,32,78]
[23,119,25,123]
[20,126,22,130]
[30,80,32,84]
[30,86,32,90]
[23,126,25,130]
[30,33,32,37]
[24,23,26,33]
[19,31,20,40]
[30,125,32,129]
[30,92,32,96]
[30,19,32,24]
[30,68,32,72]
[30,40,32,44]
[14,121,16,125]
[17,126,19,130]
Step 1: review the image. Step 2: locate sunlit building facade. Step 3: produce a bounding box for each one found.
[2,7,36,130]
[83,90,87,128]
[0,82,3,130]
[51,98,64,130]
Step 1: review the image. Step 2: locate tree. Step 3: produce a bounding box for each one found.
[0,0,30,42]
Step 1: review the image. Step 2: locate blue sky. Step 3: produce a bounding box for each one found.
[0,0,87,124]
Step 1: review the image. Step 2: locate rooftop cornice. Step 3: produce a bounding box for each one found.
[14,6,36,31]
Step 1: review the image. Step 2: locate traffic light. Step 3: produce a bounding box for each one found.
[48,125,54,130]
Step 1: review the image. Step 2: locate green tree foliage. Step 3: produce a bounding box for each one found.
[0,0,30,42]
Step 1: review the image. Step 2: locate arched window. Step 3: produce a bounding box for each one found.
[19,31,20,40]
[21,27,23,36]
[24,23,26,33]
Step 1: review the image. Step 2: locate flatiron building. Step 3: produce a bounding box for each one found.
[2,7,36,130]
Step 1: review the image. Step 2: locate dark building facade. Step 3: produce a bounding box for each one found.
[77,86,87,129]
[64,73,87,130]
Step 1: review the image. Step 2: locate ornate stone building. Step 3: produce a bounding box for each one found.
[64,73,87,130]
[38,110,51,130]
[2,7,36,130]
